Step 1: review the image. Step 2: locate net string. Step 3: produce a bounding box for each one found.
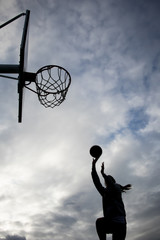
[35,65,71,108]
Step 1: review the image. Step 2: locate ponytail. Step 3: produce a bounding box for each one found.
[120,184,132,192]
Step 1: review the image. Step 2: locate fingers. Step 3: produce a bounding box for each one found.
[93,157,99,162]
[92,158,97,164]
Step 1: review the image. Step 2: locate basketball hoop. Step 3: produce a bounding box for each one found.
[0,9,72,122]
[35,65,71,108]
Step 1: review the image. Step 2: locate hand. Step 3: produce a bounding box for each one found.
[101,162,104,174]
[92,157,99,165]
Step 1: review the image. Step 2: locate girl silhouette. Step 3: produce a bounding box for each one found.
[91,158,131,240]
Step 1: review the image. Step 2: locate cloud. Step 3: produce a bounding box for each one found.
[0,0,160,240]
[2,235,26,240]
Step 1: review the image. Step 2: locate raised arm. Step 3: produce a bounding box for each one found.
[100,162,116,188]
[101,162,105,178]
[91,159,105,196]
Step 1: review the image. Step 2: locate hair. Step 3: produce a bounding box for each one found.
[107,175,132,192]
[120,184,132,192]
[108,175,116,183]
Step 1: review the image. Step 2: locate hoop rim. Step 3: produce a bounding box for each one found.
[35,65,71,95]
[36,64,71,77]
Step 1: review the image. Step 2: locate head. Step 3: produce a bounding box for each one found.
[108,175,116,183]
[104,175,132,192]
[104,175,116,187]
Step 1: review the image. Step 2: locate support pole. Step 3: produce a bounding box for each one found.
[0,13,25,29]
[0,64,19,73]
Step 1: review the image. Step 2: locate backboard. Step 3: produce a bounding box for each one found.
[18,9,30,122]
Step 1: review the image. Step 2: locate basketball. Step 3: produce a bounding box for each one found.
[89,145,102,158]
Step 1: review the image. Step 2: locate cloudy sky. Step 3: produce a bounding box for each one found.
[0,0,160,240]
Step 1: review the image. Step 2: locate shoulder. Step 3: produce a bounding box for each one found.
[114,183,122,193]
[107,183,121,193]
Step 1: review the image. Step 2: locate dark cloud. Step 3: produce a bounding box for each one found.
[5,235,26,240]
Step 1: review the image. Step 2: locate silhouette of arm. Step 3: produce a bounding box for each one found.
[91,159,105,196]
[101,162,116,189]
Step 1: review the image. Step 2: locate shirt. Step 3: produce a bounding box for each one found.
[91,164,126,224]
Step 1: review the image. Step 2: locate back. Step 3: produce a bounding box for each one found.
[102,183,126,222]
